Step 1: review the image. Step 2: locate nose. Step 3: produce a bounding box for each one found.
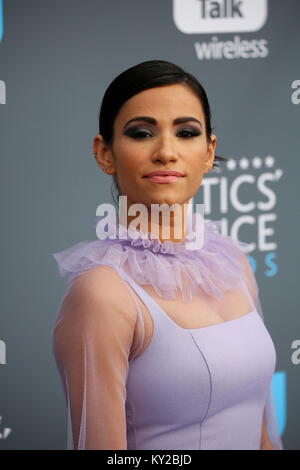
[151,133,178,165]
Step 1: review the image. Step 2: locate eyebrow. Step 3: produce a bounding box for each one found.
[123,116,202,129]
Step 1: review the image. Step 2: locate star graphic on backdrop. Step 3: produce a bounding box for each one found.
[252,156,262,168]
[226,159,237,170]
[265,155,275,167]
[239,157,249,169]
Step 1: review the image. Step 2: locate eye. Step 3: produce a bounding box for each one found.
[124,126,201,139]
[124,128,152,139]
[177,127,201,138]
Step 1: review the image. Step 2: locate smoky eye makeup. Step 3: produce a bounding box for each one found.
[123,126,151,137]
[178,126,202,137]
[123,125,202,138]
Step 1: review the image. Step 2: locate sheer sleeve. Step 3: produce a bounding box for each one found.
[235,245,284,450]
[51,265,145,450]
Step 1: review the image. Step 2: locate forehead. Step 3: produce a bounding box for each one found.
[115,84,205,126]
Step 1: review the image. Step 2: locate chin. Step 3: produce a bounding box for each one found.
[148,197,185,209]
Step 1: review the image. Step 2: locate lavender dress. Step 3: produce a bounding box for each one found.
[120,268,276,450]
[51,213,283,450]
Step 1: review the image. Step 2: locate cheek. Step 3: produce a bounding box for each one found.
[188,153,206,173]
[117,145,149,181]
[187,154,207,187]
[115,152,144,190]
[116,149,138,173]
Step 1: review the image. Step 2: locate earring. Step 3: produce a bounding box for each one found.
[93,154,112,173]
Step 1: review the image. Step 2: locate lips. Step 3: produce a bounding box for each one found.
[144,170,183,178]
[144,170,184,184]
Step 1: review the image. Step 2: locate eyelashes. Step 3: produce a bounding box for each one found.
[124,127,201,139]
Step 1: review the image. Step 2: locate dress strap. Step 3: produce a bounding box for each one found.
[114,267,159,312]
[112,266,171,329]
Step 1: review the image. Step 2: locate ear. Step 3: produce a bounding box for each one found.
[204,134,217,173]
[92,134,116,175]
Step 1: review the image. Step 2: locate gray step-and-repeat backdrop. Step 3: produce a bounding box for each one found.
[0,0,299,450]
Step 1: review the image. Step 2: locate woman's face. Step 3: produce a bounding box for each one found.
[94,83,216,212]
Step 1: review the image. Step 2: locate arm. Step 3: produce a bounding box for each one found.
[51,265,141,450]
[260,418,275,450]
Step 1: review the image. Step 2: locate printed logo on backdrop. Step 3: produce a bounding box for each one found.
[173,0,269,60]
[202,155,283,277]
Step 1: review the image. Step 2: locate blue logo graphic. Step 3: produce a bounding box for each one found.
[0,0,3,42]
[273,371,287,435]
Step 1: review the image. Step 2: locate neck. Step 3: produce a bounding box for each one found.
[118,198,193,243]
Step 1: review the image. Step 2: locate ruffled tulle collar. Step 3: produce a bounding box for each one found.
[108,214,208,255]
[53,213,248,302]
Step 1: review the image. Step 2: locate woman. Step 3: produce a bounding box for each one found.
[51,60,283,450]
